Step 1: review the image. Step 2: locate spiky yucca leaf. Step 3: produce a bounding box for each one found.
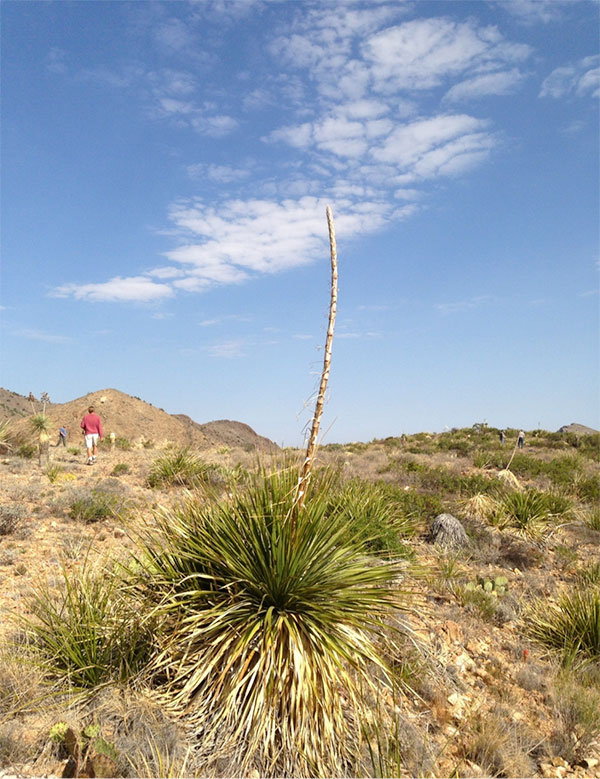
[524,587,600,662]
[29,413,52,433]
[132,464,404,777]
[495,489,550,536]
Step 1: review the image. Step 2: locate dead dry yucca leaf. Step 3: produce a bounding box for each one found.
[497,469,523,490]
[461,493,497,520]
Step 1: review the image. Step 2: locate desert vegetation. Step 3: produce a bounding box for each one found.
[0,420,598,778]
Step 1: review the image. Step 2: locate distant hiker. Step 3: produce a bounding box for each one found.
[499,430,505,445]
[517,430,525,449]
[56,425,67,447]
[81,405,103,465]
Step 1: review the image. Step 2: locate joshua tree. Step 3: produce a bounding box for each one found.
[30,413,52,467]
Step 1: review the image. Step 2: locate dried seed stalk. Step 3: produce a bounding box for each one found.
[295,205,338,515]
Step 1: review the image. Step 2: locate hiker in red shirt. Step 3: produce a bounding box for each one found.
[81,405,103,465]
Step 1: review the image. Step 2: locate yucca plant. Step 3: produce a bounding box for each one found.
[20,565,154,691]
[494,489,550,535]
[147,448,220,489]
[329,478,415,558]
[524,586,600,662]
[29,413,52,435]
[131,463,403,777]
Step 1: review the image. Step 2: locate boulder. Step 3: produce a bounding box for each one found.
[430,513,469,549]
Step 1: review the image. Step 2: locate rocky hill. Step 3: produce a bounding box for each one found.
[3,387,278,452]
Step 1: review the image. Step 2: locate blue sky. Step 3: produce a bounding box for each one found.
[1,0,598,445]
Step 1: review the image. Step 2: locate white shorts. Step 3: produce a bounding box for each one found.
[85,433,99,449]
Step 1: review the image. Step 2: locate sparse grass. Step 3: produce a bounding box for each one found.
[45,464,63,483]
[131,462,403,776]
[452,583,498,621]
[67,446,81,455]
[575,561,600,587]
[115,437,132,451]
[459,711,536,778]
[111,463,130,476]
[524,586,600,662]
[550,666,600,763]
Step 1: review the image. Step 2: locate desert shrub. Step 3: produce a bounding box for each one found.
[0,504,27,536]
[473,450,505,469]
[20,567,154,691]
[147,448,224,489]
[115,437,132,451]
[550,666,600,762]
[111,463,130,477]
[329,479,415,558]
[17,443,36,459]
[141,439,154,449]
[67,446,80,455]
[69,489,126,523]
[459,711,536,778]
[545,455,584,488]
[397,491,444,527]
[132,463,403,776]
[509,454,548,479]
[524,586,600,662]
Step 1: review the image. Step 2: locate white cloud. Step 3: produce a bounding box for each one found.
[499,0,567,24]
[362,18,531,93]
[540,55,600,98]
[371,114,494,180]
[52,276,174,303]
[16,328,71,343]
[436,295,494,314]
[444,68,525,102]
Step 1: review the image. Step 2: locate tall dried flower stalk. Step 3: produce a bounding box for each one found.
[295,205,338,516]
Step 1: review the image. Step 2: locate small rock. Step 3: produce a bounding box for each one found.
[442,619,463,643]
[430,513,469,549]
[113,528,125,539]
[581,758,599,770]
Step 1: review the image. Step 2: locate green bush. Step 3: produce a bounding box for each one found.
[111,463,130,476]
[115,437,132,451]
[69,490,126,523]
[132,463,402,776]
[17,443,36,459]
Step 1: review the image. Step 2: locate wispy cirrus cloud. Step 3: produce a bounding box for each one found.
[436,295,495,314]
[16,328,72,343]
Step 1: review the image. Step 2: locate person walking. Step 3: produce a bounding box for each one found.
[499,430,505,445]
[81,405,103,465]
[517,430,525,449]
[56,425,67,447]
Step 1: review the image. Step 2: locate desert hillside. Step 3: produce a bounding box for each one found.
[2,387,278,453]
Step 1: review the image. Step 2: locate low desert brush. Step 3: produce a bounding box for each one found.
[131,463,404,776]
[551,666,600,762]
